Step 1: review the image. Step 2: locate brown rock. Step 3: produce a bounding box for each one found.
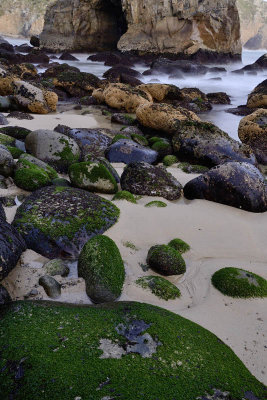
[247,79,267,109]
[103,83,152,113]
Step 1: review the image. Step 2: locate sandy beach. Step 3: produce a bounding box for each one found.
[0,109,266,385]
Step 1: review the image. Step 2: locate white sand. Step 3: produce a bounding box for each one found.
[1,111,266,385]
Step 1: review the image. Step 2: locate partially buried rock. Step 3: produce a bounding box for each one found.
[106,139,158,164]
[184,162,267,213]
[121,162,183,201]
[238,108,267,165]
[0,284,11,304]
[0,145,15,177]
[39,275,61,299]
[147,245,186,276]
[78,235,125,303]
[136,103,200,135]
[172,121,256,167]
[25,129,80,172]
[69,161,118,194]
[12,186,120,259]
[0,219,26,280]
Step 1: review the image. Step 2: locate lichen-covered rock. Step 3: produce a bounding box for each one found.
[0,219,26,280]
[13,80,58,114]
[39,275,61,298]
[247,79,267,109]
[184,162,267,213]
[69,161,118,194]
[78,235,125,303]
[19,153,58,179]
[172,121,256,167]
[103,83,152,113]
[43,259,69,277]
[106,139,158,164]
[14,158,53,191]
[25,129,80,172]
[136,103,200,135]
[121,162,183,201]
[207,92,231,105]
[0,284,11,304]
[147,245,186,276]
[138,84,183,103]
[0,144,15,177]
[53,70,101,97]
[238,108,267,165]
[54,125,112,159]
[12,186,120,259]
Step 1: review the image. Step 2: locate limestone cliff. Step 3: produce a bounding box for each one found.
[0,0,53,37]
[40,0,241,59]
[237,0,267,49]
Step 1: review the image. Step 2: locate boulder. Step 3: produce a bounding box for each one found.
[183,162,267,213]
[0,145,15,177]
[13,80,58,114]
[238,109,267,165]
[39,275,61,298]
[19,154,58,179]
[12,186,120,259]
[59,52,79,61]
[43,63,80,78]
[53,70,101,97]
[0,284,11,304]
[106,139,158,164]
[121,162,183,201]
[103,83,152,113]
[14,158,54,191]
[69,161,118,194]
[207,92,231,104]
[0,126,31,140]
[147,245,186,276]
[0,219,26,280]
[0,113,8,125]
[30,36,40,47]
[146,59,209,76]
[25,129,80,172]
[138,84,184,102]
[111,113,137,126]
[78,235,125,303]
[247,79,267,109]
[136,103,200,134]
[43,259,69,277]
[172,121,256,167]
[54,125,112,159]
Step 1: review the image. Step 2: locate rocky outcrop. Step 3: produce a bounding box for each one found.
[0,0,53,37]
[40,0,241,59]
[237,0,267,49]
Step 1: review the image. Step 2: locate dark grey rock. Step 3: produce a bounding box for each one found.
[0,145,15,177]
[39,275,61,298]
[106,139,158,164]
[0,284,11,305]
[0,113,8,125]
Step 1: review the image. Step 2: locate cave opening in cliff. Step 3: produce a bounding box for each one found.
[107,0,128,44]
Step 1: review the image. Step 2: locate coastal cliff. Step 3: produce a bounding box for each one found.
[237,0,267,49]
[39,0,242,60]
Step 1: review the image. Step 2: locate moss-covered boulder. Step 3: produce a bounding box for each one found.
[136,103,200,135]
[19,154,58,180]
[131,133,148,147]
[0,125,31,140]
[147,245,186,276]
[25,129,80,172]
[6,146,24,159]
[184,162,267,213]
[0,144,15,177]
[69,161,118,194]
[112,190,137,203]
[212,267,267,298]
[151,139,173,159]
[168,238,190,254]
[121,162,183,201]
[1,301,265,399]
[238,108,267,165]
[54,125,112,160]
[172,121,256,168]
[0,132,15,146]
[106,139,158,164]
[163,155,178,166]
[43,259,69,277]
[14,159,53,191]
[0,219,26,280]
[12,186,120,259]
[247,79,267,109]
[78,235,125,303]
[136,276,181,300]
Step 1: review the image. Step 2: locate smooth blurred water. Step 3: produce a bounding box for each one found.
[2,35,266,140]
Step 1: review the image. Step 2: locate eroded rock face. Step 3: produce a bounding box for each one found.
[12,186,120,259]
[238,109,267,165]
[184,162,267,213]
[40,0,241,59]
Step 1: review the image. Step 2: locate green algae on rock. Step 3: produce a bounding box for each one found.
[168,238,191,254]
[145,201,167,208]
[212,267,267,298]
[12,186,120,259]
[69,161,118,194]
[163,155,178,167]
[78,235,125,303]
[112,190,137,204]
[147,245,186,276]
[136,276,181,300]
[0,301,266,400]
[14,159,52,191]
